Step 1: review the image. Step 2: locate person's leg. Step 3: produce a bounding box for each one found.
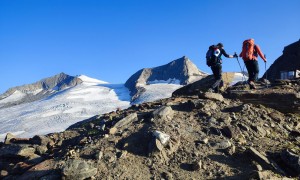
[245,61,256,89]
[252,60,259,82]
[211,64,222,92]
[244,61,253,82]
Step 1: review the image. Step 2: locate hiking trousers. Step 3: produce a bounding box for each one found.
[244,60,259,82]
[210,63,223,90]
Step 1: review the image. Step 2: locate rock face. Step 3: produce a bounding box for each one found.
[125,56,207,98]
[0,73,82,109]
[263,39,300,81]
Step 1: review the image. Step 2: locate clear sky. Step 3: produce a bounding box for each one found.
[0,0,299,93]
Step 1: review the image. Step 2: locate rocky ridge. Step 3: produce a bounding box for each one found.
[0,79,299,179]
[125,56,207,101]
[0,73,82,109]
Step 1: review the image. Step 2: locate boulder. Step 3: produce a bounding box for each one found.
[198,92,224,102]
[281,149,300,175]
[153,130,170,145]
[62,159,97,180]
[17,160,57,180]
[4,133,16,144]
[152,106,174,121]
[0,144,36,158]
[112,113,138,129]
[30,135,52,146]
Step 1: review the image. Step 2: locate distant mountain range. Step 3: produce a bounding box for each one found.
[0,73,82,109]
[0,56,208,141]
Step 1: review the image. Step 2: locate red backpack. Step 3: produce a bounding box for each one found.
[240,39,255,61]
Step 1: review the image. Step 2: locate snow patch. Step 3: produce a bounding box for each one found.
[0,90,25,104]
[133,84,182,104]
[147,78,181,85]
[78,75,108,84]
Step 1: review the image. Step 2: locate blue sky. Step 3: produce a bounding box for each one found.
[0,0,299,93]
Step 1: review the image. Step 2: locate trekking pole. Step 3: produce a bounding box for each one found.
[264,54,268,88]
[234,52,246,82]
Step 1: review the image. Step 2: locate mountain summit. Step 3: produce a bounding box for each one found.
[125,56,207,100]
[0,73,82,109]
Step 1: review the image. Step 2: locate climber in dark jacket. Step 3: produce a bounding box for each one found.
[209,43,237,92]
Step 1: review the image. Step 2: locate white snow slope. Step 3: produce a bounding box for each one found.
[0,76,131,141]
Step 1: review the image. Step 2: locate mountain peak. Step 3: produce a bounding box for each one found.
[125,56,207,98]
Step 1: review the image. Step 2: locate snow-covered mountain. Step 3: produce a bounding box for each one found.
[0,73,82,109]
[0,75,132,141]
[125,56,208,101]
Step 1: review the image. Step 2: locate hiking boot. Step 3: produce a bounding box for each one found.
[249,81,256,89]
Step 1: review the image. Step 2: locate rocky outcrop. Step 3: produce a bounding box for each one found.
[263,39,300,81]
[172,72,240,96]
[125,56,207,98]
[0,73,82,108]
[226,79,300,114]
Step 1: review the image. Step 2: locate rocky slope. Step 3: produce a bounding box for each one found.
[0,73,82,109]
[125,56,207,101]
[263,39,300,81]
[0,79,299,179]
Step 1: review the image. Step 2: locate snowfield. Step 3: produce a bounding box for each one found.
[0,76,131,141]
[0,76,184,141]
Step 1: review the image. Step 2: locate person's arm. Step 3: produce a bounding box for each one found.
[255,45,267,62]
[221,48,234,58]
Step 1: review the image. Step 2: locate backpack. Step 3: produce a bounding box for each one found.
[240,39,256,60]
[206,45,220,66]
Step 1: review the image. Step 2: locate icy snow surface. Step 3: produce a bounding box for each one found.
[133,83,183,104]
[0,76,130,141]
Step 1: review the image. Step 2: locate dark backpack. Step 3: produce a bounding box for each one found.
[206,45,220,66]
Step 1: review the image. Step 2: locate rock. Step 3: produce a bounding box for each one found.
[4,133,16,144]
[281,149,300,175]
[152,106,174,121]
[17,160,57,180]
[30,135,52,146]
[36,146,48,155]
[269,112,284,123]
[192,160,202,171]
[248,147,272,169]
[209,127,222,136]
[201,138,209,144]
[109,127,118,135]
[198,92,224,102]
[95,151,103,160]
[154,139,164,152]
[0,144,36,158]
[221,126,233,139]
[216,140,231,149]
[112,113,138,129]
[153,130,170,145]
[12,162,32,174]
[225,144,236,155]
[237,123,251,132]
[162,171,173,180]
[62,159,97,180]
[251,125,267,137]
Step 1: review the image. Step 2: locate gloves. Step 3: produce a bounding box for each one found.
[233,53,238,58]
